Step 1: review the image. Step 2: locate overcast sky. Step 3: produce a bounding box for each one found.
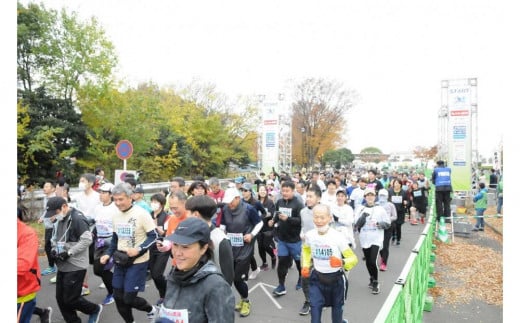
[16,0,515,157]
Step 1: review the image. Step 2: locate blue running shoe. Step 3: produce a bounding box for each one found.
[273,285,286,296]
[102,294,114,305]
[41,266,56,276]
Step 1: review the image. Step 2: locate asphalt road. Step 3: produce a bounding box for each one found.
[32,222,427,323]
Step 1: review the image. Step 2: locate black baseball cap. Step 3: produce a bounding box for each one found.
[44,196,68,218]
[133,186,145,194]
[165,217,210,245]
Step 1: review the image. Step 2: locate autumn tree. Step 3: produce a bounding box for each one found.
[291,78,359,168]
[413,145,438,164]
[79,81,259,181]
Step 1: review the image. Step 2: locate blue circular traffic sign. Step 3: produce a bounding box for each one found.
[116,140,133,160]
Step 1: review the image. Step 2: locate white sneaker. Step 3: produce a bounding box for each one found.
[50,276,57,284]
[248,268,261,280]
[146,305,157,321]
[99,282,106,289]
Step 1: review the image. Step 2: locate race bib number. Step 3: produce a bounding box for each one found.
[413,190,422,197]
[96,218,113,237]
[391,195,403,204]
[115,223,133,239]
[227,232,244,247]
[56,241,65,253]
[279,207,292,218]
[158,305,189,323]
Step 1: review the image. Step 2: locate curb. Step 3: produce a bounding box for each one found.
[486,222,502,236]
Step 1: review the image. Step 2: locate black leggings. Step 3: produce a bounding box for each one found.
[44,228,54,267]
[257,231,276,264]
[149,250,170,298]
[277,256,301,286]
[93,247,114,295]
[392,222,403,242]
[113,288,153,323]
[379,227,393,264]
[362,245,380,282]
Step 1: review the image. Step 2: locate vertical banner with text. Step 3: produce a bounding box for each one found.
[446,79,473,191]
[261,101,280,174]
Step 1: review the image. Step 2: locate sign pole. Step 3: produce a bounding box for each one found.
[116,140,133,172]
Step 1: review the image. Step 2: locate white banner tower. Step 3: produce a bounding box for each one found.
[439,78,478,191]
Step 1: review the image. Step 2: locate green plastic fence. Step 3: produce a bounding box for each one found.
[373,170,437,323]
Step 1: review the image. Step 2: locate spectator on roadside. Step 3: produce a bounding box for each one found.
[99,183,159,322]
[472,182,488,231]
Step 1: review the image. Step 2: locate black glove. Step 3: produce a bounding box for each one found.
[355,212,370,231]
[57,251,70,262]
